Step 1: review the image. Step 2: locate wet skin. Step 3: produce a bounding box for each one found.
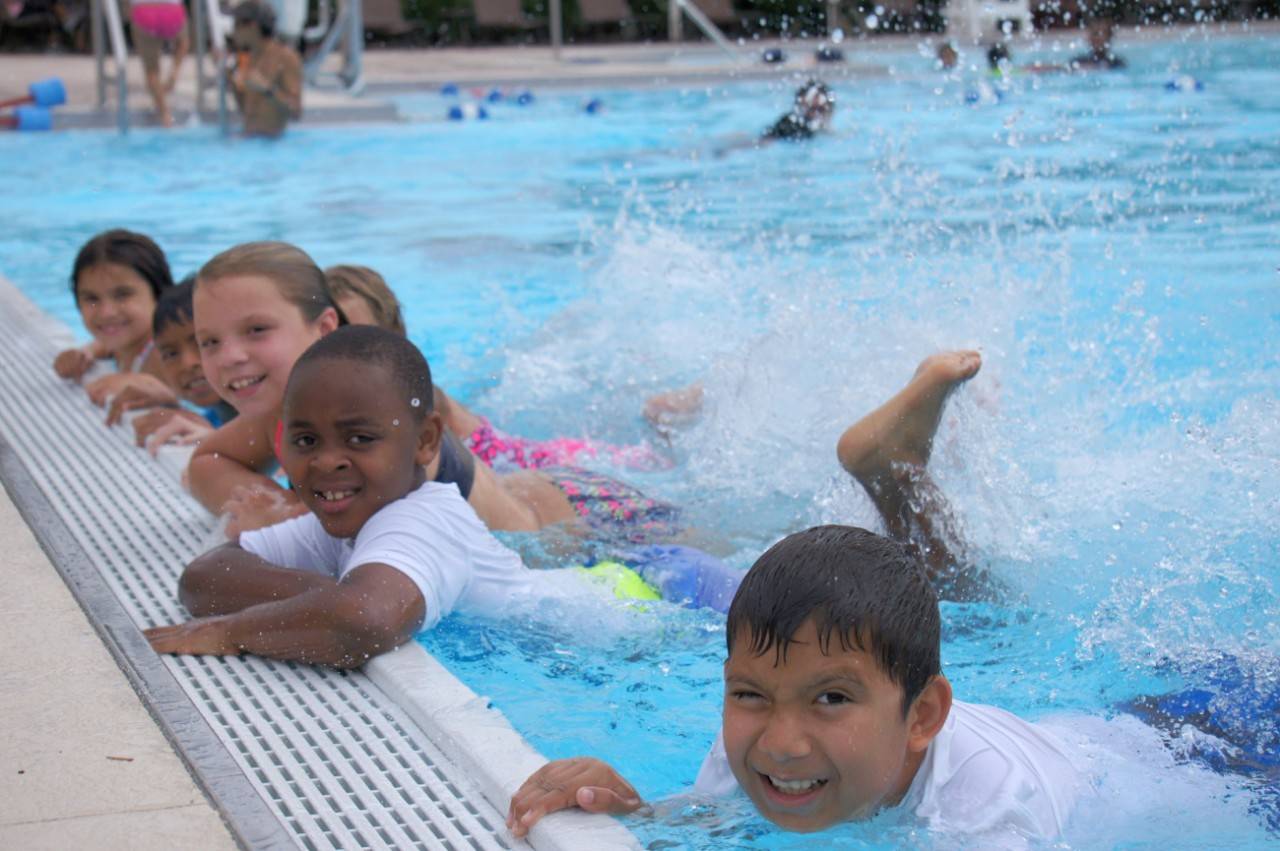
[722,619,949,832]
[279,357,441,540]
[76,262,157,367]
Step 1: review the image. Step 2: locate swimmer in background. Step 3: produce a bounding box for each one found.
[984,20,1126,79]
[227,0,301,138]
[935,41,958,71]
[760,79,835,143]
[1070,18,1126,71]
[714,80,836,156]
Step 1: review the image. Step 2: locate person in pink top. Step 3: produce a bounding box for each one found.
[128,0,188,126]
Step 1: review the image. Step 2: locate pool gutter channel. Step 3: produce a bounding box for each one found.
[0,273,639,851]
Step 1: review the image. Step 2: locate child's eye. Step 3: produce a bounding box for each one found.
[816,692,851,706]
[291,434,316,449]
[347,434,376,447]
[248,324,272,336]
[730,689,765,704]
[159,349,178,361]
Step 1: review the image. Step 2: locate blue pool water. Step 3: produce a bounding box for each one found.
[2,28,1277,847]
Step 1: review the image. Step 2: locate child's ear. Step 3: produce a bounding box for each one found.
[315,307,340,337]
[414,412,444,467]
[905,675,952,754]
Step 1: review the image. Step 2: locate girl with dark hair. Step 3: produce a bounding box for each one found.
[52,229,179,414]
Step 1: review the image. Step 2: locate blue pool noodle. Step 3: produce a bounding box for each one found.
[14,106,53,131]
[30,77,66,107]
[623,545,743,614]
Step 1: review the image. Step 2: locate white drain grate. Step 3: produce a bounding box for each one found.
[0,280,522,851]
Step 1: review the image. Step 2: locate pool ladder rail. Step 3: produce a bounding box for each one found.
[90,0,234,133]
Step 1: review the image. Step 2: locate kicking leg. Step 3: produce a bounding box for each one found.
[837,351,981,593]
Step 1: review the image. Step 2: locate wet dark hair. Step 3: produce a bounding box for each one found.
[152,275,197,336]
[794,79,833,106]
[70,229,174,301]
[287,325,434,422]
[725,525,941,716]
[233,0,275,36]
[197,241,348,327]
[987,43,1011,70]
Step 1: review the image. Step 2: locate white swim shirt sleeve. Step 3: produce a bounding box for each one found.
[238,512,346,577]
[342,490,472,630]
[692,731,740,797]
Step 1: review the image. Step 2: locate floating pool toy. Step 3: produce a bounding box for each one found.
[1165,75,1204,93]
[515,89,535,105]
[584,98,605,115]
[440,82,459,96]
[0,77,66,110]
[577,561,662,602]
[2,105,53,132]
[622,544,743,614]
[486,88,504,103]
[574,546,742,611]
[446,103,489,121]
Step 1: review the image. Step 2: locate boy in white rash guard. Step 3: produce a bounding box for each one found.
[509,352,1082,841]
[145,325,534,667]
[509,525,1081,840]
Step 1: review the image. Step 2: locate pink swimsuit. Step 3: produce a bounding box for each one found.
[132,2,186,39]
[463,417,670,473]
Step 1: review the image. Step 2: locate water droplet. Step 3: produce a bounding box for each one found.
[410,397,421,408]
[392,419,400,426]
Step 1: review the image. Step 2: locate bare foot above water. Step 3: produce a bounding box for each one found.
[836,350,982,487]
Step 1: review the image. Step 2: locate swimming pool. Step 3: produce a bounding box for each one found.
[2,27,1277,847]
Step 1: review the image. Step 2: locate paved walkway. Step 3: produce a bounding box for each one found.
[0,483,235,850]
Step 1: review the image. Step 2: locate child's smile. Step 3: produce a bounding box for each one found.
[721,618,927,832]
[194,274,333,417]
[155,322,222,408]
[279,358,438,539]
[76,262,156,358]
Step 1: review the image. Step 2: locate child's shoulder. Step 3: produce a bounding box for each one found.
[365,481,486,531]
[914,700,1081,838]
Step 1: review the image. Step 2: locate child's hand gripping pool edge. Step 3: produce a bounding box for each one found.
[507,757,645,838]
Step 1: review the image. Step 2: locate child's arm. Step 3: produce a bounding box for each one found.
[145,546,426,668]
[187,412,296,518]
[53,339,110,381]
[85,372,180,424]
[507,758,644,838]
[134,407,215,455]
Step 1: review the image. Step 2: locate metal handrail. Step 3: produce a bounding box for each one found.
[671,0,740,56]
[192,0,232,134]
[91,0,130,132]
[303,0,364,93]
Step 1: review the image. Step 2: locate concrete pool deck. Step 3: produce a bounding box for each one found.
[0,484,237,850]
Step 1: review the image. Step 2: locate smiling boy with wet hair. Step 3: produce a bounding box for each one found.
[146,325,532,667]
[509,523,1081,840]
